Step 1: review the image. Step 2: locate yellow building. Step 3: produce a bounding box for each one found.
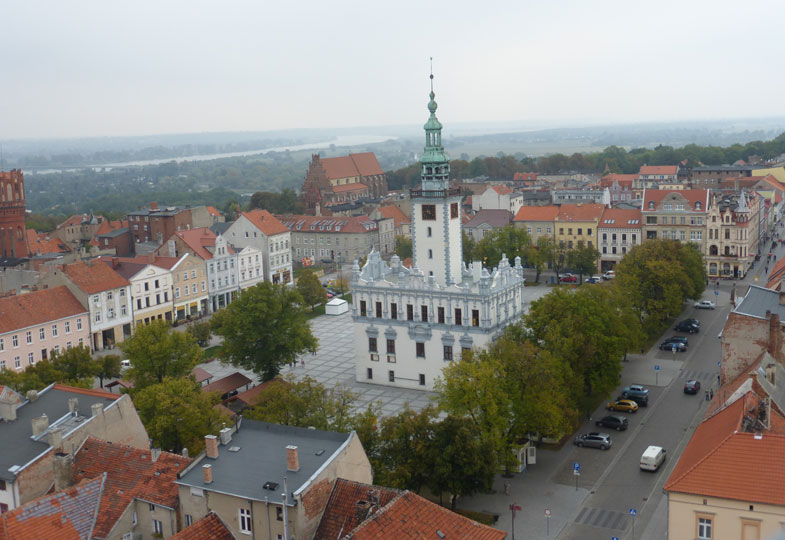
[554,203,605,249]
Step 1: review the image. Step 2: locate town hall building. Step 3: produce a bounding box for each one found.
[351,75,526,391]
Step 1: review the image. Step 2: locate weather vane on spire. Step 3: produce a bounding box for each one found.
[429,57,434,91]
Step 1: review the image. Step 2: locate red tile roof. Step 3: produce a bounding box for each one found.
[201,372,253,395]
[61,260,129,294]
[206,206,222,218]
[332,182,369,193]
[277,215,378,234]
[513,172,537,181]
[641,189,710,212]
[26,230,71,255]
[556,203,606,222]
[767,257,785,289]
[377,204,410,227]
[57,215,86,229]
[599,173,637,189]
[346,491,507,540]
[0,286,87,334]
[0,475,104,540]
[321,153,383,180]
[513,205,559,222]
[171,227,225,260]
[233,378,284,406]
[598,208,642,229]
[169,512,235,540]
[73,437,191,538]
[313,479,401,540]
[241,209,290,236]
[639,165,678,176]
[490,185,513,196]
[191,367,214,384]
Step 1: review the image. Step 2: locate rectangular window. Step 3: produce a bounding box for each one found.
[386,339,395,354]
[39,328,45,340]
[27,352,34,365]
[390,303,398,320]
[64,321,70,333]
[52,325,58,337]
[407,304,413,321]
[366,368,373,379]
[14,357,21,369]
[438,307,445,324]
[697,517,712,539]
[239,508,252,534]
[419,373,426,386]
[472,309,480,327]
[375,301,382,318]
[360,300,367,317]
[276,507,283,521]
[185,514,193,527]
[444,345,453,361]
[368,337,377,353]
[153,519,163,535]
[451,202,458,218]
[0,339,3,351]
[12,335,18,348]
[455,308,462,325]
[416,342,425,358]
[388,370,395,382]
[421,305,428,322]
[175,287,180,299]
[25,331,32,344]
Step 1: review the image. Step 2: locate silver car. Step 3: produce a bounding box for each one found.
[574,432,612,450]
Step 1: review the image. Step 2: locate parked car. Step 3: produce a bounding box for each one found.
[607,399,638,413]
[621,384,649,406]
[585,277,601,284]
[559,274,578,283]
[603,270,616,280]
[574,432,612,450]
[684,380,701,394]
[659,338,687,352]
[675,319,700,333]
[595,415,628,431]
[640,445,666,471]
[694,300,716,310]
[684,318,701,328]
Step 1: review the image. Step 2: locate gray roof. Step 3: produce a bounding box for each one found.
[733,285,785,321]
[463,209,513,229]
[176,419,352,504]
[0,384,121,482]
[210,222,232,236]
[97,227,130,239]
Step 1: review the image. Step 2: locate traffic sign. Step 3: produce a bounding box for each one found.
[545,509,551,517]
[654,365,660,371]
[510,503,522,512]
[715,289,719,296]
[629,508,637,516]
[671,344,677,353]
[573,462,580,472]
[612,537,619,540]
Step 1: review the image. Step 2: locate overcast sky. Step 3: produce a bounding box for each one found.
[2,0,784,139]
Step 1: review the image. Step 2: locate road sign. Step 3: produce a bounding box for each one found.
[510,503,521,512]
[629,508,637,516]
[573,462,580,472]
[612,537,619,540]
[671,344,677,353]
[654,365,660,371]
[718,361,721,366]
[715,289,719,296]
[545,509,551,517]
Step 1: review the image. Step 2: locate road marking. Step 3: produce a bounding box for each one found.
[574,507,628,531]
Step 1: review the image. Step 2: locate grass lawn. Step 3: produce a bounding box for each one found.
[203,345,223,359]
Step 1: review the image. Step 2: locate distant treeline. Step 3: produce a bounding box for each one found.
[386,131,785,190]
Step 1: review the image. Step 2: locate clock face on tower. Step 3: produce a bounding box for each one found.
[422,205,436,221]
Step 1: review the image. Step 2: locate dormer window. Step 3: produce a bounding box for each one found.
[695,202,702,210]
[648,202,655,210]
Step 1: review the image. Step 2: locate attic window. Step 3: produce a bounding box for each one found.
[263,481,279,491]
[335,226,341,232]
[228,446,241,452]
[315,449,325,456]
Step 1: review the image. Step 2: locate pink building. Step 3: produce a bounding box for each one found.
[0,286,90,372]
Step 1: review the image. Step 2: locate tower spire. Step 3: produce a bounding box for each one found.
[420,61,449,191]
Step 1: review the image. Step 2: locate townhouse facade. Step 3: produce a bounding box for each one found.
[705,190,760,279]
[99,257,175,327]
[513,205,559,243]
[236,245,265,291]
[278,215,381,266]
[0,286,90,371]
[223,209,293,285]
[167,254,210,320]
[597,208,642,271]
[554,203,605,249]
[472,185,524,215]
[641,189,710,252]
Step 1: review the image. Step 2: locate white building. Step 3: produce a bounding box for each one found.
[207,235,238,312]
[472,185,524,216]
[236,245,264,291]
[351,78,526,391]
[225,210,293,285]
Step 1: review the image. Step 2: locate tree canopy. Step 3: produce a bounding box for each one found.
[394,235,413,260]
[296,269,327,310]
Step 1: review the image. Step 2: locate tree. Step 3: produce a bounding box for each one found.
[527,236,554,283]
[374,406,438,492]
[49,345,98,386]
[120,320,203,389]
[212,282,318,381]
[186,320,212,347]
[548,241,570,280]
[95,354,122,388]
[394,235,412,260]
[133,377,227,455]
[462,231,477,263]
[296,269,327,310]
[567,241,600,282]
[479,225,531,269]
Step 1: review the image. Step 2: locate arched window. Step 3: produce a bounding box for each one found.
[710,245,718,256]
[648,202,655,210]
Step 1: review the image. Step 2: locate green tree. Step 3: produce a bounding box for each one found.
[49,345,97,386]
[296,269,327,310]
[133,377,227,455]
[462,231,477,263]
[212,282,318,381]
[120,320,203,389]
[479,225,531,269]
[567,241,600,282]
[186,320,212,347]
[394,235,413,260]
[95,354,122,388]
[527,236,554,283]
[375,406,438,492]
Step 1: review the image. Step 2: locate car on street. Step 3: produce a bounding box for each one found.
[607,398,638,413]
[585,276,601,284]
[675,319,700,333]
[603,270,616,279]
[659,338,687,352]
[694,300,716,310]
[684,318,701,328]
[684,380,701,394]
[574,432,612,450]
[595,415,628,431]
[621,384,649,406]
[559,274,578,283]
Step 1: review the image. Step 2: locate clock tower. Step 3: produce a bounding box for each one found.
[411,72,463,287]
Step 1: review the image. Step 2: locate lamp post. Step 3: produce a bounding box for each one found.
[509,503,521,540]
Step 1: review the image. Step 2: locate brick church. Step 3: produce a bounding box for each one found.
[301,152,388,215]
[0,169,30,259]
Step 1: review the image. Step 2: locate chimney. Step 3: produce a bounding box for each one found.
[53,452,74,491]
[26,390,39,402]
[202,464,213,484]
[205,434,219,459]
[182,448,189,458]
[765,363,776,385]
[32,414,50,437]
[219,427,232,445]
[769,314,782,363]
[151,202,159,210]
[354,499,371,523]
[112,257,119,268]
[91,403,104,417]
[286,445,300,472]
[151,448,161,463]
[68,398,79,416]
[48,427,63,449]
[0,396,18,422]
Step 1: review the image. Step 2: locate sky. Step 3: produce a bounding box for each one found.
[2,0,785,139]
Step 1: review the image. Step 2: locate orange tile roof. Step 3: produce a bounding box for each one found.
[206,206,222,218]
[191,367,214,384]
[349,152,385,177]
[171,227,219,260]
[598,208,642,229]
[556,203,606,222]
[665,396,785,506]
[241,209,290,236]
[639,165,678,176]
[94,220,113,236]
[513,172,537,181]
[321,153,383,180]
[234,378,284,407]
[767,258,785,290]
[26,230,71,255]
[57,215,86,229]
[347,491,507,540]
[514,205,559,222]
[313,479,401,540]
[0,475,104,540]
[62,260,129,294]
[758,174,785,192]
[641,189,710,211]
[599,173,637,188]
[73,438,191,538]
[0,286,87,334]
[378,204,410,227]
[490,185,513,196]
[169,512,235,540]
[332,182,369,193]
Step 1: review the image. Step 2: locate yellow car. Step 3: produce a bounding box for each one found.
[607,399,639,413]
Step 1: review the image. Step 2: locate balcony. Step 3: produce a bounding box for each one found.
[410,187,462,198]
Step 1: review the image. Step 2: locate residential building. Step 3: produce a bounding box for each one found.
[41,260,133,351]
[279,215,381,266]
[691,164,757,187]
[513,172,537,183]
[314,478,507,539]
[599,173,638,204]
[463,209,513,241]
[97,256,174,326]
[301,153,388,215]
[551,187,610,206]
[0,169,30,259]
[351,77,526,391]
[0,383,149,511]
[472,184,524,215]
[370,203,411,239]
[71,437,192,540]
[513,205,559,243]
[52,211,116,251]
[705,191,760,279]
[554,203,605,249]
[235,245,265,291]
[0,286,90,371]
[169,512,234,540]
[641,189,710,250]
[635,164,680,189]
[598,208,642,271]
[223,209,293,285]
[126,202,216,245]
[175,419,372,540]
[166,254,210,321]
[95,226,135,257]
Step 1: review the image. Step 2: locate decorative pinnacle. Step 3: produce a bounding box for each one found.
[429,57,434,92]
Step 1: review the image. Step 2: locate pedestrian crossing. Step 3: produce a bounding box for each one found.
[574,507,628,531]
[680,370,715,381]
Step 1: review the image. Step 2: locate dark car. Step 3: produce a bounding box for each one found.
[595,415,628,431]
[621,384,649,406]
[684,318,701,328]
[675,320,700,333]
[659,338,687,352]
[684,380,701,394]
[574,432,612,450]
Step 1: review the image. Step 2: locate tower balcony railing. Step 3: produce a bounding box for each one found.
[410,187,462,198]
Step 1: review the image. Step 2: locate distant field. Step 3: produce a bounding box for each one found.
[446,141,608,159]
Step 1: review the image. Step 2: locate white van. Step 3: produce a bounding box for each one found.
[640,445,666,471]
[120,359,131,369]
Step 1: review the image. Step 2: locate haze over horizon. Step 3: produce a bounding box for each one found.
[3,0,785,140]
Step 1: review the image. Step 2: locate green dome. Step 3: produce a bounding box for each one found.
[427,91,438,113]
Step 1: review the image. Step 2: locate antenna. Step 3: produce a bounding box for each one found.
[429,57,434,91]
